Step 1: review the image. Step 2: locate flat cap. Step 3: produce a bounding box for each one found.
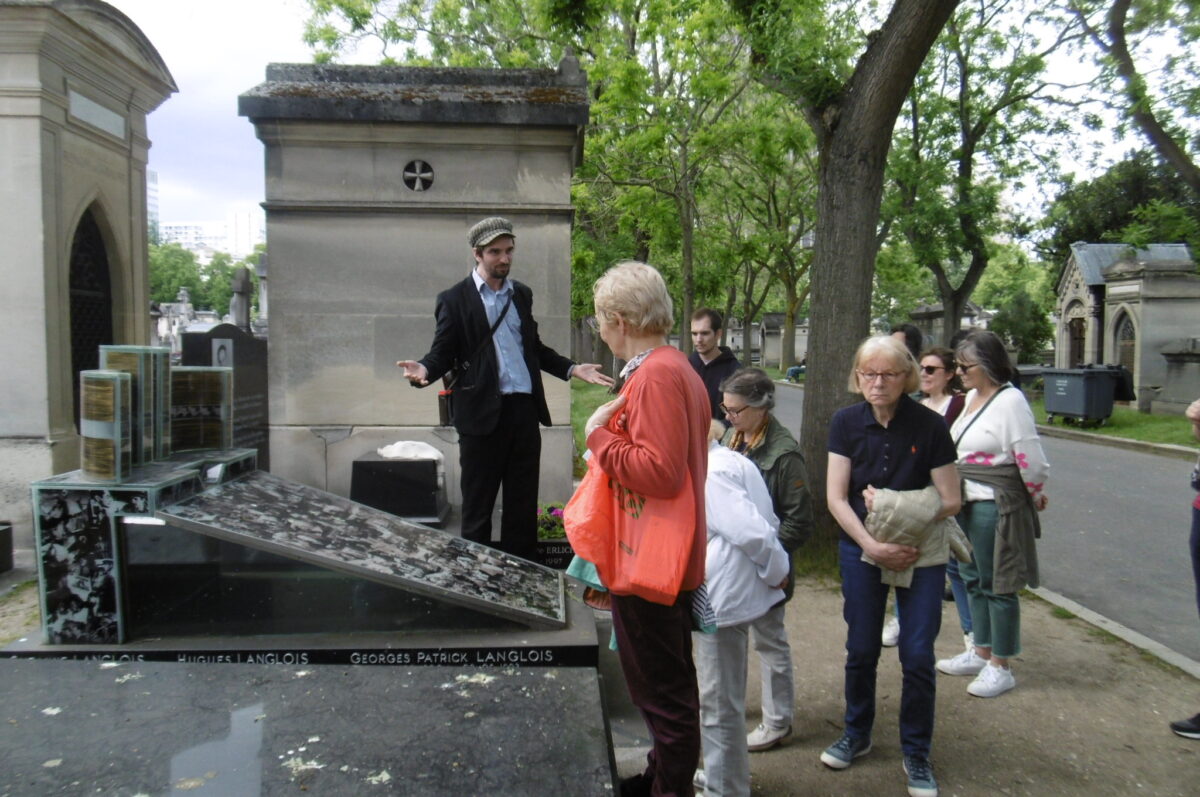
[468,217,515,248]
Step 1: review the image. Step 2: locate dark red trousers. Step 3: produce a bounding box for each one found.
[611,591,700,797]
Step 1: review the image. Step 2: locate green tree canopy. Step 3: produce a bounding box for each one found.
[989,287,1053,363]
[1065,0,1200,198]
[881,0,1070,345]
[1037,149,1200,264]
[148,243,201,306]
[149,244,261,315]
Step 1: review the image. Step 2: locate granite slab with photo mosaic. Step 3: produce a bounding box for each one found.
[157,471,566,628]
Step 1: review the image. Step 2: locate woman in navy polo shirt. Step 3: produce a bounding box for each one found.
[820,335,961,797]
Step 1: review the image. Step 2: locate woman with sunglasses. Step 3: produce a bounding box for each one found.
[918,347,965,427]
[918,347,972,658]
[823,336,960,797]
[718,368,814,757]
[936,330,1048,699]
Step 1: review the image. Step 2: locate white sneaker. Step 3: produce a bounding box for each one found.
[936,648,987,676]
[967,662,1016,697]
[693,769,707,791]
[881,616,900,647]
[747,723,792,751]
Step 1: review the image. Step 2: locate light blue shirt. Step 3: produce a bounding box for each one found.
[472,268,532,395]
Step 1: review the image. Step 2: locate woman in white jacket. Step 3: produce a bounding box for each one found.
[695,422,790,797]
[936,330,1049,699]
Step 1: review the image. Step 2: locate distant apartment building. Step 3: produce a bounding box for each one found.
[160,205,264,261]
[147,169,160,233]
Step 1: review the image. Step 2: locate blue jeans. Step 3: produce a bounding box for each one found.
[946,557,972,634]
[1190,505,1200,619]
[838,539,944,757]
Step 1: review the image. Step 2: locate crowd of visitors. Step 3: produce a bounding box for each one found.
[563,302,1061,797]
[561,282,1200,796]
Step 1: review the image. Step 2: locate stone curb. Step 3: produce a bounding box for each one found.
[1036,423,1199,462]
[1029,586,1200,680]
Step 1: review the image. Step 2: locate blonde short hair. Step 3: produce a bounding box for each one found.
[592,261,675,337]
[846,335,920,394]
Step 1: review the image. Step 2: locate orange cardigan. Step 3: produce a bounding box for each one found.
[587,346,710,593]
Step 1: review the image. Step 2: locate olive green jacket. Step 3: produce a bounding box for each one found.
[723,416,814,600]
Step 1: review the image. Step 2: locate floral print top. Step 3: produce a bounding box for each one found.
[950,386,1049,503]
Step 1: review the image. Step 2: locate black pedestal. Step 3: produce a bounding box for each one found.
[350,454,448,527]
[0,522,11,573]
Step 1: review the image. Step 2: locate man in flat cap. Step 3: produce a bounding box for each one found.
[398,217,613,559]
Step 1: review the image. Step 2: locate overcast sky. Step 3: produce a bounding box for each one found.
[108,0,320,222]
[106,1,1126,227]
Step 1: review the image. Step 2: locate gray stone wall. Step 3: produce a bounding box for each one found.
[240,59,587,509]
[0,0,174,543]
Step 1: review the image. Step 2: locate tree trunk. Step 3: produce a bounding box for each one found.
[796,0,961,547]
[782,278,799,368]
[722,286,737,357]
[941,295,965,345]
[679,144,695,353]
[802,144,886,543]
[740,276,755,366]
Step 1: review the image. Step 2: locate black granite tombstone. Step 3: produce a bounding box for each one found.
[0,658,616,795]
[29,451,254,644]
[350,452,448,527]
[0,521,11,572]
[182,323,269,470]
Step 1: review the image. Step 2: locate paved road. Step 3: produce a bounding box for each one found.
[773,383,1200,663]
[1035,435,1198,661]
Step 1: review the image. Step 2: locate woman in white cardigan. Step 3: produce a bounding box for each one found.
[936,331,1049,698]
[694,422,790,797]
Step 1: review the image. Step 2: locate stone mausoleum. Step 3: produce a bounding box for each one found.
[1054,243,1200,413]
[238,59,587,518]
[0,0,175,543]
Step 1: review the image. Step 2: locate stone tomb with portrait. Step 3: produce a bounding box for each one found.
[11,345,597,668]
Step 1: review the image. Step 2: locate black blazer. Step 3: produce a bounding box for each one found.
[417,276,574,436]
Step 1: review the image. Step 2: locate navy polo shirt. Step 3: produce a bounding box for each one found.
[827,394,957,536]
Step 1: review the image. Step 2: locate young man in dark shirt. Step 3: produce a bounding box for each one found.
[688,308,740,422]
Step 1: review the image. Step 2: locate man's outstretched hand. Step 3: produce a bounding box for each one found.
[396,360,429,386]
[572,362,616,388]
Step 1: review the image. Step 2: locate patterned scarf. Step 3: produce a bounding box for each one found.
[728,414,769,454]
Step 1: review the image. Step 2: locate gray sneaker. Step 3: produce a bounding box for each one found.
[746,723,792,751]
[904,755,938,797]
[819,732,872,769]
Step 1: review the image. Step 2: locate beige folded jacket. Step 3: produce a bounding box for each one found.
[863,484,972,588]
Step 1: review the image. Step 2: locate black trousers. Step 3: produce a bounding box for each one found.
[457,394,541,559]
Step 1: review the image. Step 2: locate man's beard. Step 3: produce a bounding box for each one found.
[483,262,510,281]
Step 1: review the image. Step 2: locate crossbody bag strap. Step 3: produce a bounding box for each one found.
[953,384,1009,449]
[445,292,514,390]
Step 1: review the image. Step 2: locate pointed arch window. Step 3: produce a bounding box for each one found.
[1116,312,1136,373]
[69,209,114,428]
